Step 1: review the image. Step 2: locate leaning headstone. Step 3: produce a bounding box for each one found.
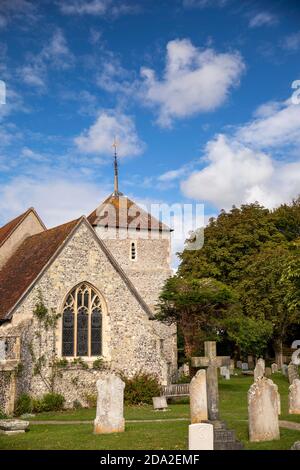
[189,423,214,450]
[291,441,300,450]
[152,396,168,411]
[248,377,280,442]
[242,363,249,371]
[289,379,300,415]
[288,363,299,385]
[265,367,272,377]
[0,339,6,361]
[236,360,242,369]
[271,363,278,374]
[190,369,208,423]
[94,374,125,434]
[0,419,29,435]
[254,362,265,380]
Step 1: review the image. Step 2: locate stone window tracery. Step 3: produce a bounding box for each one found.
[62,283,102,357]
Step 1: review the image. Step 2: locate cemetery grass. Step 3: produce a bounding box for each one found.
[1,373,300,450]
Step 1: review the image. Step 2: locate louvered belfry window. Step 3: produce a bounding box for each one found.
[62,284,103,357]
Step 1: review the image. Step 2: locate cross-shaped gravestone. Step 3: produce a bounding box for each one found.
[191,341,230,420]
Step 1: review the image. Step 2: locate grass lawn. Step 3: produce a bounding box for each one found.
[0,372,299,450]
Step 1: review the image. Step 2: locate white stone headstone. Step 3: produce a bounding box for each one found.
[0,340,6,361]
[152,396,168,411]
[282,364,288,377]
[94,374,125,434]
[190,369,208,423]
[224,369,230,380]
[271,363,278,374]
[289,379,300,415]
[254,359,265,380]
[248,377,280,442]
[242,363,249,371]
[188,423,214,450]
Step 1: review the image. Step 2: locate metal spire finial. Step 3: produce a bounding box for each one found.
[112,137,122,196]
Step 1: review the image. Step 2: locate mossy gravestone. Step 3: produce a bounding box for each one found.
[94,374,125,434]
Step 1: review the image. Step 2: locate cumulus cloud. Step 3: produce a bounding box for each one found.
[0,0,39,29]
[0,175,107,228]
[181,99,300,209]
[75,110,145,158]
[280,31,300,52]
[140,39,245,127]
[249,12,278,28]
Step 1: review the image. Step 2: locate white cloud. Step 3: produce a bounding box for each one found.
[280,31,300,52]
[140,39,245,127]
[182,0,229,8]
[0,176,108,228]
[19,29,73,89]
[75,110,145,158]
[249,12,278,28]
[181,99,300,209]
[58,0,137,17]
[0,0,39,28]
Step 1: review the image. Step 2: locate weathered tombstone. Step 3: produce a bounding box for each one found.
[94,374,125,434]
[248,355,254,369]
[282,364,288,377]
[271,363,278,374]
[288,363,299,385]
[265,367,272,377]
[248,377,280,442]
[289,379,300,415]
[152,396,168,411]
[257,358,265,370]
[183,363,190,377]
[236,360,242,369]
[291,441,300,450]
[242,363,249,371]
[0,419,29,435]
[191,341,230,421]
[229,360,235,374]
[189,423,214,450]
[190,369,208,423]
[224,369,230,380]
[254,362,265,380]
[220,366,229,377]
[0,339,6,361]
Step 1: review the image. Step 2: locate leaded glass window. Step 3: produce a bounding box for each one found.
[61,283,103,357]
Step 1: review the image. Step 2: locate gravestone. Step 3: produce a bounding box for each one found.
[288,363,299,385]
[254,360,265,380]
[188,423,214,450]
[220,366,229,378]
[94,374,125,434]
[192,342,243,450]
[282,364,288,377]
[236,361,242,369]
[229,360,235,374]
[191,341,230,420]
[242,363,249,371]
[291,441,300,450]
[152,396,168,411]
[0,340,6,361]
[248,377,280,442]
[183,363,190,376]
[271,363,278,374]
[289,379,300,415]
[224,369,230,380]
[0,419,29,435]
[190,369,208,423]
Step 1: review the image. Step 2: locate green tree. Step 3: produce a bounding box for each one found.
[157,276,237,357]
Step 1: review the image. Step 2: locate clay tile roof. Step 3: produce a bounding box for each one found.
[87,194,172,232]
[0,208,45,248]
[0,218,80,321]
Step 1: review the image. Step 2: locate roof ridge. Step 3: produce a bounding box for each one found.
[0,208,45,249]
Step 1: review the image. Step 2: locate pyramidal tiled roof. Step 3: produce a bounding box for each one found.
[87,194,172,232]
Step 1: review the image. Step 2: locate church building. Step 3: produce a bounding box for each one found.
[0,154,177,414]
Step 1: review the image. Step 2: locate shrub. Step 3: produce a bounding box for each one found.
[15,394,32,416]
[123,372,161,405]
[85,393,97,408]
[73,399,83,410]
[0,409,8,419]
[31,398,44,414]
[41,393,65,412]
[93,357,104,370]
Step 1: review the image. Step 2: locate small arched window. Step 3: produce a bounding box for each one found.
[62,283,103,357]
[130,241,137,261]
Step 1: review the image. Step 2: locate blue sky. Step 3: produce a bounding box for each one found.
[0,0,300,239]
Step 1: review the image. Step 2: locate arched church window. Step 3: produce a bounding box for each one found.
[62,283,103,357]
[130,241,137,261]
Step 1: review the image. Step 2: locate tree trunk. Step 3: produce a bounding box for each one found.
[273,338,283,369]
